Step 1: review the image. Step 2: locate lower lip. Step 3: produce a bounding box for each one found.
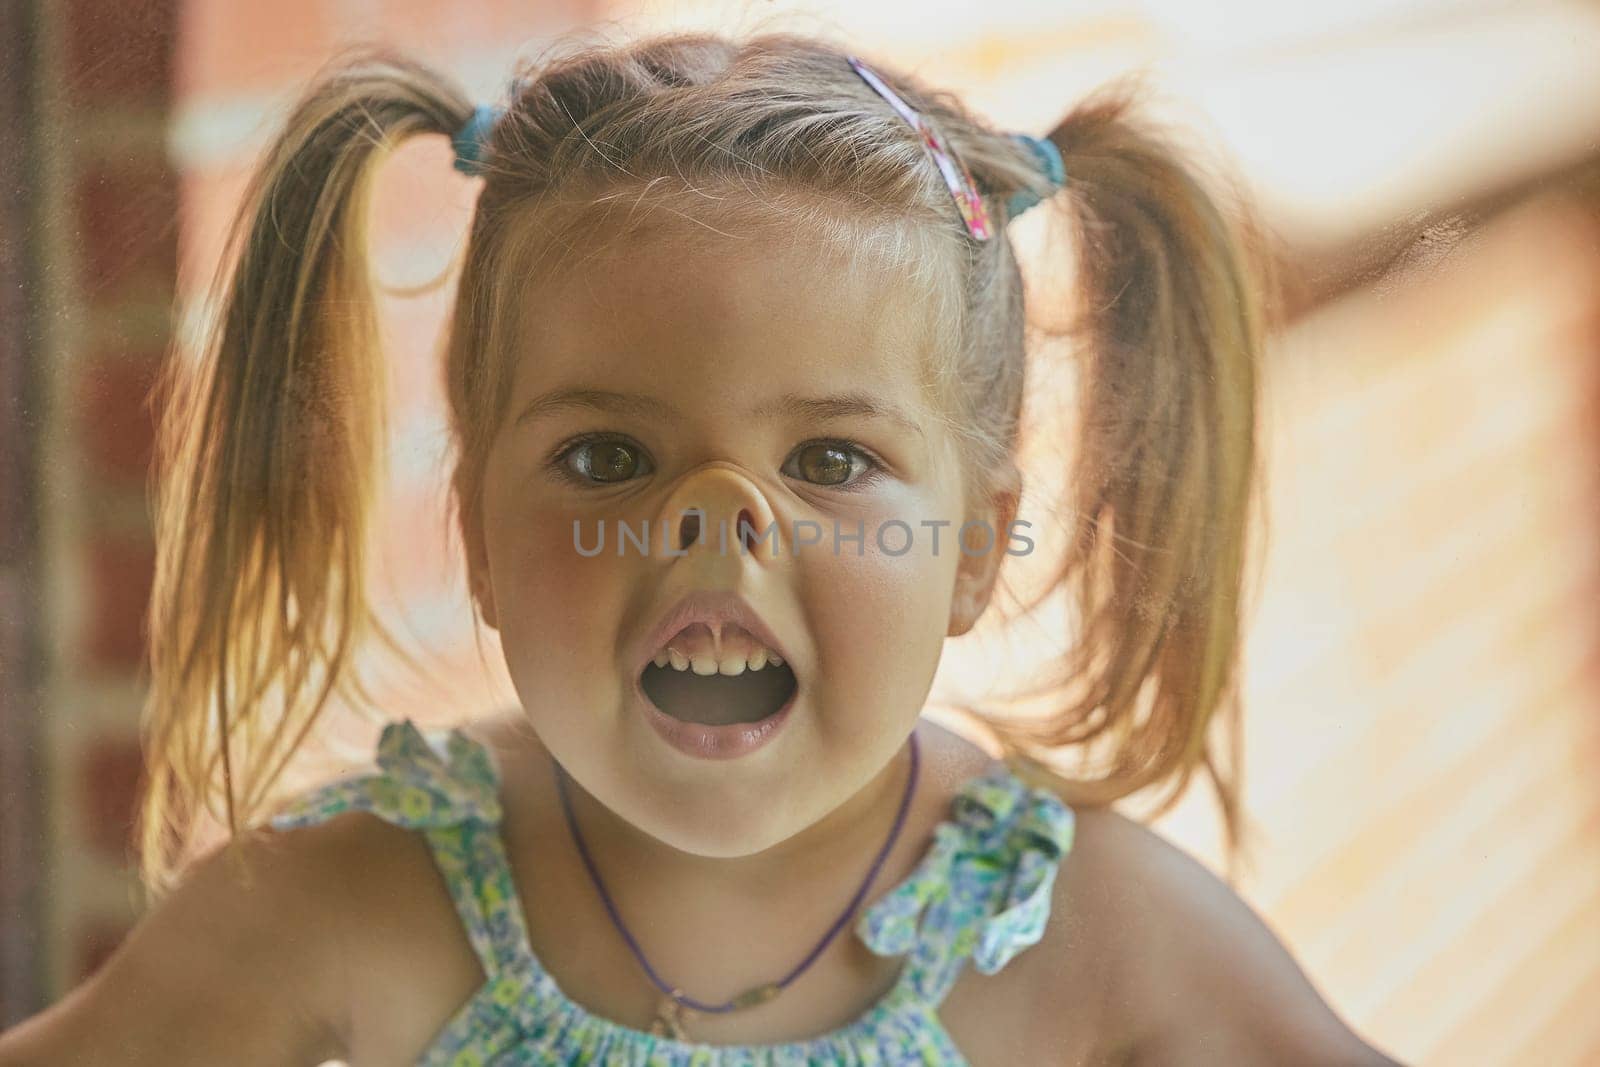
[634,677,797,761]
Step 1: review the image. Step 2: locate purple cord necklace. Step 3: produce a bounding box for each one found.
[552,730,921,1041]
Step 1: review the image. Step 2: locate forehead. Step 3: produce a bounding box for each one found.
[512,213,943,416]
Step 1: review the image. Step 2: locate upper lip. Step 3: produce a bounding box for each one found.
[632,590,796,681]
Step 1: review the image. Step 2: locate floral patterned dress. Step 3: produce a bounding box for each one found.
[268,718,1077,1066]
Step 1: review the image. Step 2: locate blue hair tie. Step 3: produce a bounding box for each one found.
[1005,133,1066,219]
[452,103,505,177]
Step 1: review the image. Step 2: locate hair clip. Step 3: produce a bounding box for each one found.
[847,55,994,241]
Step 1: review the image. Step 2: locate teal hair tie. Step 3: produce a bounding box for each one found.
[452,104,505,177]
[1005,133,1066,219]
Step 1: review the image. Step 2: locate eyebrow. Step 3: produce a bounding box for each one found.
[515,387,927,440]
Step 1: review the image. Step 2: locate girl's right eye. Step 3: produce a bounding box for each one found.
[548,434,653,487]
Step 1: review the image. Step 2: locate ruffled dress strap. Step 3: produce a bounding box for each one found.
[267,718,532,981]
[854,759,1077,1008]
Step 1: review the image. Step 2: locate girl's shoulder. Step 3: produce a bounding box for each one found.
[1020,782,1400,1066]
[910,760,1141,1064]
[257,719,520,1064]
[933,768,1264,1065]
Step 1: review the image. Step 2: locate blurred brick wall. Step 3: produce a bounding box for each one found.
[0,0,45,1029]
[19,0,180,1006]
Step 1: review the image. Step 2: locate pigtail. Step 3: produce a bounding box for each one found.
[994,82,1272,882]
[136,48,473,900]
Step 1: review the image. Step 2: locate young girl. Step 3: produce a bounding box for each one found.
[1,29,1404,1067]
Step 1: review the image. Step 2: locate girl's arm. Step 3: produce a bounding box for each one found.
[1066,808,1406,1067]
[0,823,351,1066]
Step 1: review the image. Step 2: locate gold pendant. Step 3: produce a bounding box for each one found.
[648,982,783,1040]
[649,989,690,1040]
[729,981,781,1009]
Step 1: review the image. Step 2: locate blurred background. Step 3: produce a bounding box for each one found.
[2,1,1599,1064]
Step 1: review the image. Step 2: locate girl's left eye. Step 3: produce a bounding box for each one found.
[546,435,886,491]
[782,440,885,490]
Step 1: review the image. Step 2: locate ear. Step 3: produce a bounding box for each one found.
[462,503,499,632]
[948,468,1021,638]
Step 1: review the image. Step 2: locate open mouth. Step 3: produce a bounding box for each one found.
[639,623,799,726]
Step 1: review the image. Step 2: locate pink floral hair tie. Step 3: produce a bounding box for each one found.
[847,55,995,242]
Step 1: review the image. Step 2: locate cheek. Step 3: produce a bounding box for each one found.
[801,514,960,716]
[485,489,627,683]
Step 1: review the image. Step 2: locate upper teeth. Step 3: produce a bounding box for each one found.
[651,622,785,677]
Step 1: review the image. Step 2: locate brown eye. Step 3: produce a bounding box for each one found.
[555,437,650,485]
[789,441,863,487]
[589,442,638,481]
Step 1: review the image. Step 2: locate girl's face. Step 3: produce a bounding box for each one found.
[467,216,1013,859]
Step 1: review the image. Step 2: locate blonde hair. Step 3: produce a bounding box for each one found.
[137,30,1271,900]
